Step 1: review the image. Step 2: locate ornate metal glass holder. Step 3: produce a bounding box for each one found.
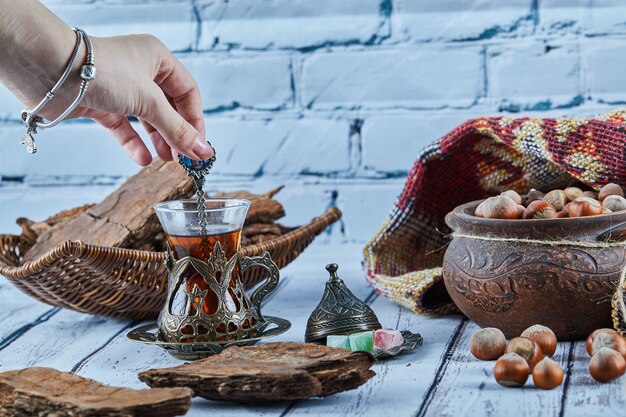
[159,241,278,344]
[128,194,291,359]
[127,317,291,360]
[128,240,290,359]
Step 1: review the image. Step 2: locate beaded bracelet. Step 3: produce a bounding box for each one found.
[20,27,96,154]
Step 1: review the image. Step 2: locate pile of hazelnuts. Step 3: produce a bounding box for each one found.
[470,325,626,389]
[474,183,626,219]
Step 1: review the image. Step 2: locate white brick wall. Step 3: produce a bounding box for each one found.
[2,0,626,242]
[302,47,484,110]
[206,117,351,176]
[0,122,144,178]
[181,54,294,111]
[488,42,582,111]
[47,2,197,52]
[196,0,389,50]
[394,0,535,42]
[361,112,472,173]
[540,0,626,36]
[585,41,626,105]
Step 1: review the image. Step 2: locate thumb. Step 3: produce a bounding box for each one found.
[142,89,213,161]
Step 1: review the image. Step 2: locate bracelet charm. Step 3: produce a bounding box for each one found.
[20,112,42,154]
[80,64,96,80]
[19,133,37,154]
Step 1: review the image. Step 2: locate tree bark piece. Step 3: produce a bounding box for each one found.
[24,160,193,261]
[213,188,286,223]
[212,185,284,201]
[0,367,192,417]
[242,223,282,237]
[16,204,95,246]
[138,342,375,403]
[248,233,281,244]
[244,197,285,223]
[42,203,97,226]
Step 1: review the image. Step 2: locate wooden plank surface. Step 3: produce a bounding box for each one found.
[561,342,626,416]
[417,320,568,417]
[1,187,626,416]
[0,280,54,341]
[0,308,137,372]
[284,298,464,417]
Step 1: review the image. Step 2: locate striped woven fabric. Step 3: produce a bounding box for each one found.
[363,110,626,325]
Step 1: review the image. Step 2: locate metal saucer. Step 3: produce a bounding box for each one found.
[127,316,291,360]
[373,330,423,360]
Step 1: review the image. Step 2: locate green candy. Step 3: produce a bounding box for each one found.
[326,335,350,350]
[348,331,374,352]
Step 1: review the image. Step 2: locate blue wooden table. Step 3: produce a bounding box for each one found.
[1,190,625,416]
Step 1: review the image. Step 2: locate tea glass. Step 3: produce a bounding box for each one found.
[154,199,279,344]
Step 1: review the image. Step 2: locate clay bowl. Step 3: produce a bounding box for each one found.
[443,199,626,340]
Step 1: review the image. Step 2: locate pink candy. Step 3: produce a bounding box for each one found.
[374,329,404,350]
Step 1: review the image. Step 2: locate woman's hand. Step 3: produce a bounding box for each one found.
[0,0,213,166]
[72,34,214,165]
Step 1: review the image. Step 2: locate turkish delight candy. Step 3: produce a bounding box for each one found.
[348,331,374,352]
[374,329,404,350]
[326,335,350,350]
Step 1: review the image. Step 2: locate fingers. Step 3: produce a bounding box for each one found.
[155,52,206,138]
[139,118,173,161]
[142,86,214,161]
[93,113,152,166]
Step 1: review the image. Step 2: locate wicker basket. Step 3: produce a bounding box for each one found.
[0,208,341,320]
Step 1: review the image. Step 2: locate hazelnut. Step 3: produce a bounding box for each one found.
[543,190,567,211]
[532,357,564,390]
[575,196,602,205]
[481,196,519,219]
[494,353,530,387]
[599,183,624,201]
[566,199,603,217]
[590,332,626,358]
[525,189,545,205]
[500,190,522,205]
[523,200,557,220]
[470,328,507,360]
[589,347,626,383]
[506,337,543,371]
[583,190,599,199]
[602,195,626,212]
[474,202,484,217]
[586,328,617,356]
[564,187,584,202]
[521,324,557,357]
[555,210,569,218]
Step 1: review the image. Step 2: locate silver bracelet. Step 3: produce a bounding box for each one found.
[19,27,96,154]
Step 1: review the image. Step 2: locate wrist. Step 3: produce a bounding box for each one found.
[28,26,86,111]
[0,7,84,114]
